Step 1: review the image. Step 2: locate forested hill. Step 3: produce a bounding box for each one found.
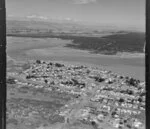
[65,32,145,55]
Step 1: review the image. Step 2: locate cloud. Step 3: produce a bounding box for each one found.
[73,0,97,4]
[7,14,15,17]
[26,15,48,20]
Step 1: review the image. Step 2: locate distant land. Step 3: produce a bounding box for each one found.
[7,20,145,55]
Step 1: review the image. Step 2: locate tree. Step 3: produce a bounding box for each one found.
[7,78,16,84]
[36,60,41,64]
[138,97,142,102]
[119,98,125,103]
[126,89,134,95]
[44,79,48,84]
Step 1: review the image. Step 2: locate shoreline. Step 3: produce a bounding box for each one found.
[115,52,145,58]
[7,56,145,81]
[7,36,145,81]
[7,34,145,57]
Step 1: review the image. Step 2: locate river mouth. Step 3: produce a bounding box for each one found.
[7,36,145,81]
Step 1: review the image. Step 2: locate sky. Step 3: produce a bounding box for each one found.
[6,0,145,30]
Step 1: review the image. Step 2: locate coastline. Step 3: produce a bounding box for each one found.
[115,52,145,58]
[7,36,145,81]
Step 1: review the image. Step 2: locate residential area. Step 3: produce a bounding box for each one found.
[7,60,145,129]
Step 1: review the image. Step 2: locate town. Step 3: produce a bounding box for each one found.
[7,60,145,129]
